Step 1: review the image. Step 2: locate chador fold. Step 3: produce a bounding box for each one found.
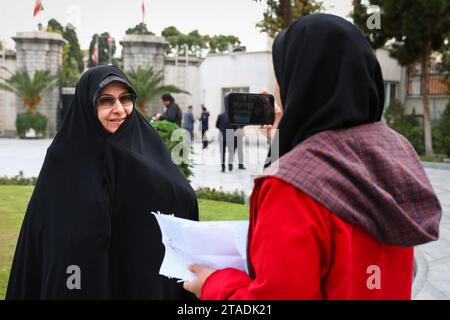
[7,65,199,299]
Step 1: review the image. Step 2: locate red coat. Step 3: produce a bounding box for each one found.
[201,178,414,300]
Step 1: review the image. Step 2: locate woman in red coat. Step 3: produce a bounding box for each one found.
[184,14,442,300]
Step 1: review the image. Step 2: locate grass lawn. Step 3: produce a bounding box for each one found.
[420,155,450,163]
[0,185,248,300]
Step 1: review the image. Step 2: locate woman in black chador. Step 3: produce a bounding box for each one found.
[6,65,199,299]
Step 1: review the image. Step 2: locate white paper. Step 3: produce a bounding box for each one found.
[151,212,249,281]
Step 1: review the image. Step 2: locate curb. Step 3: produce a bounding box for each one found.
[421,161,450,171]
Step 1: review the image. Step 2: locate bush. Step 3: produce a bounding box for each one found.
[150,120,194,181]
[195,187,245,204]
[0,171,37,186]
[15,111,48,138]
[404,124,425,155]
[384,100,425,154]
[435,100,450,156]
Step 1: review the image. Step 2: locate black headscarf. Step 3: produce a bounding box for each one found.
[272,14,385,160]
[6,65,199,299]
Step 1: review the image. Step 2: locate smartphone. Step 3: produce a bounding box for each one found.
[224,92,275,126]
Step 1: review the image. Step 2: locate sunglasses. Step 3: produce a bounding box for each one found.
[96,93,136,108]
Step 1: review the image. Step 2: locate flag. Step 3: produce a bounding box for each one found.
[107,35,113,64]
[92,37,99,65]
[141,1,145,24]
[33,0,44,17]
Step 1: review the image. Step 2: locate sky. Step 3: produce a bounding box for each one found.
[0,0,353,53]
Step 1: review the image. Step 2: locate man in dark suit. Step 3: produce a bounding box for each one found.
[216,112,246,172]
[156,93,182,127]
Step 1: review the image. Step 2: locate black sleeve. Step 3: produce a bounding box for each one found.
[159,105,178,122]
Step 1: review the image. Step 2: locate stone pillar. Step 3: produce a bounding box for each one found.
[120,35,169,115]
[0,50,17,137]
[13,31,66,137]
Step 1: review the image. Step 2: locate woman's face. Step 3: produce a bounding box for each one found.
[96,81,134,134]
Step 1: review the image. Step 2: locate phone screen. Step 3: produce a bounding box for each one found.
[225,93,275,126]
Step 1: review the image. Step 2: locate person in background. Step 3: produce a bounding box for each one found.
[184,14,442,300]
[216,112,245,172]
[199,105,210,149]
[233,125,246,171]
[156,93,182,127]
[183,105,195,142]
[215,112,234,172]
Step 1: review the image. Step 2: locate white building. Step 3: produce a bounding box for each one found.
[375,48,407,108]
[198,51,275,130]
[162,50,276,140]
[164,55,202,116]
[375,48,449,122]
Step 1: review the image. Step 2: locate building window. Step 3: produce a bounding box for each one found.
[221,87,249,112]
[384,82,398,107]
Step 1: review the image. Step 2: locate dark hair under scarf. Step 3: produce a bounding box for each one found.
[272,13,385,159]
[7,65,198,299]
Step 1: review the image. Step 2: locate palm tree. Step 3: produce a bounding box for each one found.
[125,66,189,114]
[0,67,58,114]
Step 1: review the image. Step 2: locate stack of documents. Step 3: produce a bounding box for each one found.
[152,212,249,281]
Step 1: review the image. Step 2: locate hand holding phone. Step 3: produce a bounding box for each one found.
[258,88,283,141]
[224,93,275,126]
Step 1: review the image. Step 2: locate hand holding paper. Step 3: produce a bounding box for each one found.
[152,212,249,281]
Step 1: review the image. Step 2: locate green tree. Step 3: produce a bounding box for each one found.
[252,0,325,38]
[88,32,117,67]
[126,23,155,35]
[186,30,209,54]
[48,19,84,73]
[63,26,84,73]
[60,44,80,86]
[436,101,450,156]
[384,99,425,154]
[125,66,189,114]
[207,35,241,53]
[351,0,450,156]
[162,26,190,54]
[47,18,64,33]
[161,26,241,55]
[0,68,58,113]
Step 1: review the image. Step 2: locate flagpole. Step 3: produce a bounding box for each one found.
[96,37,99,65]
[94,36,99,65]
[109,43,112,65]
[33,0,44,30]
[108,37,112,65]
[142,1,145,25]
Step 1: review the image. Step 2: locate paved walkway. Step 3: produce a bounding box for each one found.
[413,167,450,299]
[1,137,449,299]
